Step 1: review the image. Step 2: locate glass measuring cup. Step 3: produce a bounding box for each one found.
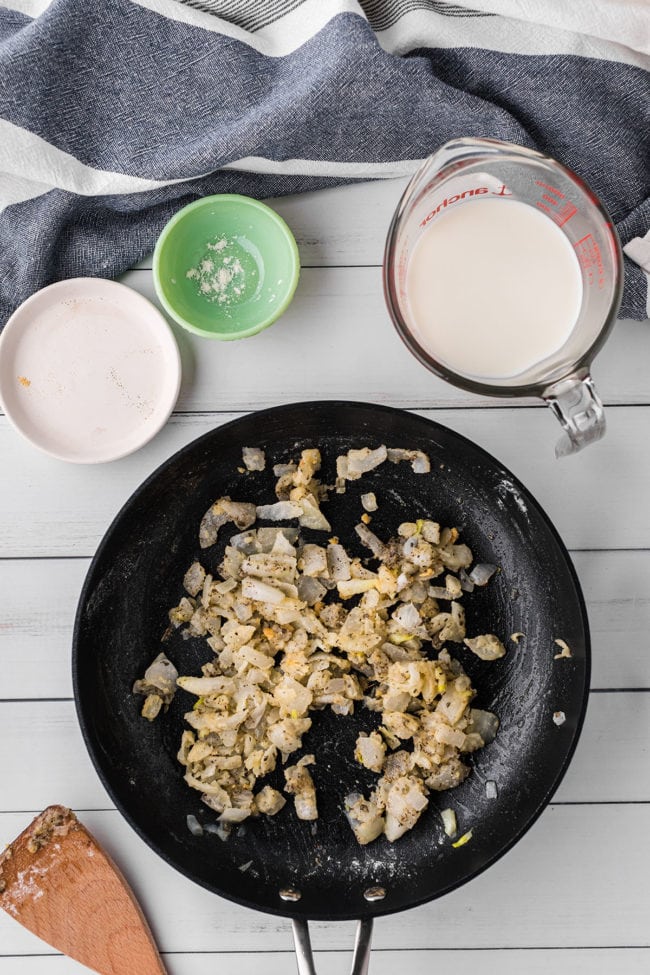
[383,138,623,456]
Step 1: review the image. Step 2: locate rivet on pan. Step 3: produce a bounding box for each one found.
[364,886,386,902]
[279,886,302,902]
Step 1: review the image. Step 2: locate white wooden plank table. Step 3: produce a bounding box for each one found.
[1,179,649,974]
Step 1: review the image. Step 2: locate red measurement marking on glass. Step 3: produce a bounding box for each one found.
[535,179,565,199]
[535,179,577,225]
[419,186,490,227]
[574,234,605,290]
[553,201,577,227]
[535,196,577,227]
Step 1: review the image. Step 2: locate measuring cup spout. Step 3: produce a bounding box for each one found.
[543,370,606,457]
[397,140,483,214]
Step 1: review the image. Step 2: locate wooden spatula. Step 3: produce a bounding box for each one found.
[0,805,167,975]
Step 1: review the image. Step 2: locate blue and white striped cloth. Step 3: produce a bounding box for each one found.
[0,0,648,326]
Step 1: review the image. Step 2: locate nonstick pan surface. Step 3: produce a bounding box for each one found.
[73,401,589,922]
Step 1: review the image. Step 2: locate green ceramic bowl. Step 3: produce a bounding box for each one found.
[153,194,300,339]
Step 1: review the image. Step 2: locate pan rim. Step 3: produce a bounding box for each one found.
[72,400,591,922]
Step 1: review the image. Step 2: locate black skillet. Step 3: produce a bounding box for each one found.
[73,401,589,973]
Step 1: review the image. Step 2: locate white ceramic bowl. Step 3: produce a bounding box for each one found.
[0,278,181,463]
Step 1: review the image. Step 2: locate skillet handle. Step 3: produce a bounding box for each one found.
[292,918,374,975]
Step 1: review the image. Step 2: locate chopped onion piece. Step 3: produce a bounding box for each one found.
[203,821,230,841]
[355,731,386,773]
[256,500,302,521]
[387,448,431,473]
[467,709,500,744]
[554,639,572,660]
[346,445,388,476]
[284,763,318,821]
[420,521,440,543]
[214,578,237,596]
[384,775,429,842]
[241,578,286,603]
[229,531,258,553]
[133,652,178,716]
[338,578,377,598]
[297,497,331,531]
[469,564,497,586]
[553,710,566,726]
[392,601,422,633]
[199,498,256,548]
[440,808,457,838]
[361,492,378,512]
[345,793,385,845]
[242,447,266,471]
[218,808,251,824]
[300,544,328,577]
[402,535,419,556]
[258,527,299,550]
[395,572,410,592]
[256,786,286,816]
[178,675,235,695]
[297,575,327,606]
[327,543,351,581]
[241,553,297,582]
[355,523,387,559]
[463,634,506,661]
[335,455,349,491]
[485,780,498,799]
[428,586,454,600]
[142,653,178,697]
[141,694,162,721]
[183,561,206,597]
[459,568,475,593]
[186,814,203,836]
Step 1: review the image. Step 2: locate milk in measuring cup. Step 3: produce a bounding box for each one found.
[405,198,583,380]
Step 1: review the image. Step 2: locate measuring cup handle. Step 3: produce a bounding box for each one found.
[543,370,606,458]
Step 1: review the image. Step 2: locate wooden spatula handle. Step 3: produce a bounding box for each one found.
[0,806,167,975]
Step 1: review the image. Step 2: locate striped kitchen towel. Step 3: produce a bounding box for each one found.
[0,0,648,326]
